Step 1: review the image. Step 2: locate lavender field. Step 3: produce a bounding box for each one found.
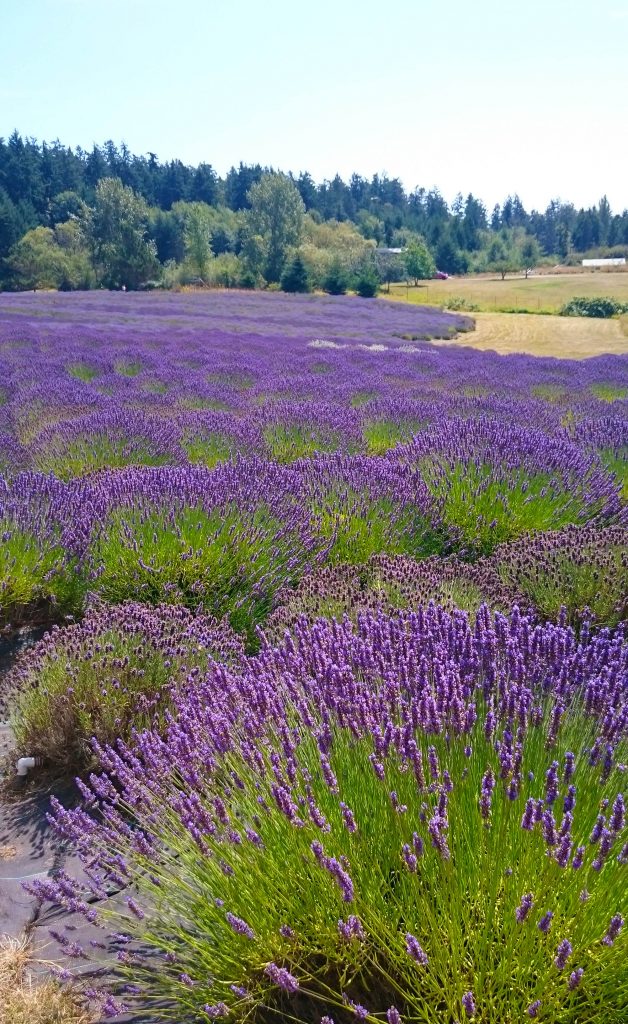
[0,290,627,1024]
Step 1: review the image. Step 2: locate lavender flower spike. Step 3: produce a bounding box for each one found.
[554,939,572,970]
[405,933,429,966]
[462,991,476,1017]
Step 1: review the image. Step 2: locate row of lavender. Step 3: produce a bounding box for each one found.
[1,420,625,633]
[0,292,626,480]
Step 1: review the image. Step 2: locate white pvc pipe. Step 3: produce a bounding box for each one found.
[16,756,37,777]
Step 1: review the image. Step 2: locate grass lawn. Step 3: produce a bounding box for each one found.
[386,270,628,313]
[424,310,628,359]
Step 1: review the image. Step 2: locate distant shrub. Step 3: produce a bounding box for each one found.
[560,297,628,318]
[353,265,380,298]
[445,296,480,312]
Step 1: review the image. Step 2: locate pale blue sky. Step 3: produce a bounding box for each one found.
[2,0,627,212]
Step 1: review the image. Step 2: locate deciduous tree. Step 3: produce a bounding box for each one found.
[87,177,157,289]
[247,173,305,282]
[402,237,435,285]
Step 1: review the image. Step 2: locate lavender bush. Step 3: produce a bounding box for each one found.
[7,601,243,772]
[34,605,627,1022]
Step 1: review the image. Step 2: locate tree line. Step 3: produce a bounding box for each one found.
[1,131,627,292]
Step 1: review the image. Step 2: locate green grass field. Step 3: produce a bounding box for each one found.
[386,270,628,314]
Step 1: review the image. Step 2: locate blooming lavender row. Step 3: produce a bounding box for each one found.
[0,291,625,477]
[5,599,243,764]
[30,603,627,1021]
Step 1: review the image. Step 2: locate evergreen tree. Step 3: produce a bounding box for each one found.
[280,252,310,292]
[322,257,348,295]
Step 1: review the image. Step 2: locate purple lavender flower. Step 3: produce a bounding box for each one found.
[126,896,145,920]
[568,968,584,990]
[264,962,299,993]
[563,751,575,783]
[340,802,357,833]
[527,1001,541,1018]
[225,913,255,940]
[462,991,475,1017]
[204,1003,229,1019]
[405,932,429,966]
[516,893,534,923]
[590,813,606,844]
[387,1009,402,1024]
[572,845,586,870]
[538,911,553,933]
[602,914,624,947]
[479,768,495,820]
[545,760,560,804]
[554,939,572,970]
[610,793,625,832]
[338,915,364,941]
[521,798,535,831]
[402,844,418,873]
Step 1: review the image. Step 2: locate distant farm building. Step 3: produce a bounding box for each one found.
[582,258,626,267]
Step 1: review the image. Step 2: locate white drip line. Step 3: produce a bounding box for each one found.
[16,756,39,777]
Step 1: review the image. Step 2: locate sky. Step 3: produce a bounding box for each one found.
[1,0,627,213]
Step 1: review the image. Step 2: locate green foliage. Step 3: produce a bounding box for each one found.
[263,424,342,462]
[519,235,541,277]
[87,177,158,289]
[246,173,305,282]
[600,446,628,500]
[280,252,310,293]
[363,418,423,454]
[435,235,468,276]
[421,461,598,557]
[91,504,306,641]
[67,362,97,382]
[183,433,235,468]
[8,604,242,773]
[590,384,628,402]
[402,237,435,284]
[496,538,627,628]
[312,490,442,564]
[33,436,173,480]
[114,359,142,376]
[531,384,569,403]
[78,685,628,1022]
[0,528,85,624]
[487,235,522,280]
[4,222,93,290]
[560,296,627,318]
[48,190,88,226]
[182,202,213,280]
[444,296,480,312]
[353,259,380,298]
[322,257,348,295]
[9,623,183,771]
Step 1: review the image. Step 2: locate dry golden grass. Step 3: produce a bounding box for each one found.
[430,311,628,359]
[387,271,628,313]
[0,935,91,1024]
